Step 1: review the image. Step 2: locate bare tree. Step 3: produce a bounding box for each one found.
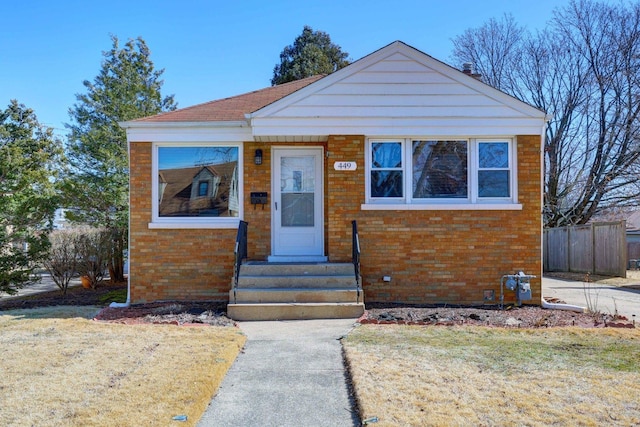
[43,229,79,295]
[451,13,524,91]
[452,1,640,227]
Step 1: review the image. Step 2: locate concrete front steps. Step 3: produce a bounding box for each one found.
[227,262,364,321]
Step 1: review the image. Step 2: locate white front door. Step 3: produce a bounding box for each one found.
[271,148,325,261]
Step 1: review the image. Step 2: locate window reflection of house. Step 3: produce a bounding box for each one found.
[191,167,220,200]
[197,181,209,197]
[158,162,238,217]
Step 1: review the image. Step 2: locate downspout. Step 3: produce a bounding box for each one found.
[541,297,586,313]
[537,115,583,314]
[540,116,549,305]
[109,279,130,308]
[539,115,551,311]
[110,125,132,308]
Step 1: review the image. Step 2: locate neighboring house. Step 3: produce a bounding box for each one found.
[53,208,70,230]
[158,162,239,217]
[620,211,640,264]
[121,41,548,314]
[588,209,640,267]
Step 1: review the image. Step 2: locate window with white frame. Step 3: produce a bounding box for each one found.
[151,143,241,228]
[366,138,517,208]
[477,141,510,198]
[370,141,403,198]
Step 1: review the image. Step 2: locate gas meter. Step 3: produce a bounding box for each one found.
[500,271,536,308]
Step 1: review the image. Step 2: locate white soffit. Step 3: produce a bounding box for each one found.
[248,41,546,137]
[122,121,253,142]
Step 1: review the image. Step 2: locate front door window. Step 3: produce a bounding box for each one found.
[281,156,315,227]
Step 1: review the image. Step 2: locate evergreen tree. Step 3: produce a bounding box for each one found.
[65,35,176,282]
[272,26,350,85]
[0,100,64,295]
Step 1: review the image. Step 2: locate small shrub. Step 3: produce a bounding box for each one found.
[43,229,79,295]
[582,272,600,314]
[75,227,110,289]
[43,226,111,293]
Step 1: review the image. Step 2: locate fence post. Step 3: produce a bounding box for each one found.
[620,220,627,278]
[591,223,596,275]
[567,226,572,272]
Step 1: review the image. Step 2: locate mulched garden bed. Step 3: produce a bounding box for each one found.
[1,283,635,328]
[0,282,128,310]
[94,302,236,327]
[361,302,635,328]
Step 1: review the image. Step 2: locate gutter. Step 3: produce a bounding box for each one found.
[118,120,250,129]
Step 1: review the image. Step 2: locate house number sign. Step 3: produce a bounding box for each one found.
[333,161,357,171]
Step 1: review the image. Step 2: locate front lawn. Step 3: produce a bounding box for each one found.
[344,325,640,426]
[0,307,245,426]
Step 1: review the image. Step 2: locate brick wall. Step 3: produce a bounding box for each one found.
[325,135,542,306]
[129,142,235,303]
[129,135,542,306]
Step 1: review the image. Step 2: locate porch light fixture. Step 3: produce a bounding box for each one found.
[254,149,263,165]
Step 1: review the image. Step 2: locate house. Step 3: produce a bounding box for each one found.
[121,41,548,319]
[158,162,239,217]
[627,211,640,265]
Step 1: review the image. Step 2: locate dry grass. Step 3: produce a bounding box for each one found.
[0,306,246,426]
[344,325,640,426]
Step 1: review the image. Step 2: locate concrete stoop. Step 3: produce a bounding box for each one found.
[227,262,364,321]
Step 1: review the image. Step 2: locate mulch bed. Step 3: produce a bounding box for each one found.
[1,283,635,328]
[0,282,128,310]
[94,302,236,327]
[361,303,635,328]
[0,283,236,327]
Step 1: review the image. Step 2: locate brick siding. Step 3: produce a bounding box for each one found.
[129,142,234,303]
[324,135,542,306]
[129,135,541,305]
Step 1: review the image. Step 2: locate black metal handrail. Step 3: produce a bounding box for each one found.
[233,220,248,302]
[352,220,361,285]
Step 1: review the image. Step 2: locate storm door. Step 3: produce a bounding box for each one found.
[271,148,325,261]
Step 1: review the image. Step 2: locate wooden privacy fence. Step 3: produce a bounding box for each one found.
[543,221,627,277]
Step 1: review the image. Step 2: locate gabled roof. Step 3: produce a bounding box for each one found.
[628,211,640,233]
[250,41,546,120]
[247,41,548,139]
[123,41,548,142]
[132,75,325,123]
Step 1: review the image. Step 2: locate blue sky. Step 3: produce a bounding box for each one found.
[159,146,238,169]
[1,0,572,137]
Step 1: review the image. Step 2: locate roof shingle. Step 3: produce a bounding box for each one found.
[134,75,325,123]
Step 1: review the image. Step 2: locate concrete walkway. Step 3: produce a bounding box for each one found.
[197,319,360,427]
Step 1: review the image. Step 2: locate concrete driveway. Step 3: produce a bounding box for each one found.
[543,276,640,321]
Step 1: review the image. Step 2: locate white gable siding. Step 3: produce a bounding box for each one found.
[250,44,546,139]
